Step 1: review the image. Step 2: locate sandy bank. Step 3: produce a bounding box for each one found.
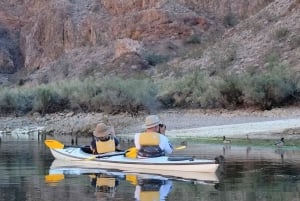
[166,118,300,139]
[1,106,300,140]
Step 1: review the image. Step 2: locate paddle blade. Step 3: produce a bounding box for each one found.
[175,145,186,150]
[44,139,64,149]
[45,174,65,185]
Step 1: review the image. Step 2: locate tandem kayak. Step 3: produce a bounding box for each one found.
[44,139,223,174]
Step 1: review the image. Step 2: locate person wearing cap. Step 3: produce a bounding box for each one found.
[90,123,120,154]
[134,115,173,158]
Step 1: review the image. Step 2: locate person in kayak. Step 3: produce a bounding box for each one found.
[90,123,121,154]
[134,115,173,158]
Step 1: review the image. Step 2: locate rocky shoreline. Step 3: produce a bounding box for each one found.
[1,106,300,139]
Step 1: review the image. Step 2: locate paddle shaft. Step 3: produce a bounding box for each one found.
[96,152,126,159]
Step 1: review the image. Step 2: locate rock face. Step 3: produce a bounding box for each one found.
[1,0,299,84]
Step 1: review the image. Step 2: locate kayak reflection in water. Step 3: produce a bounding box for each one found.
[90,173,120,200]
[127,174,172,201]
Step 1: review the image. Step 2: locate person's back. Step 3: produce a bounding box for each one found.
[134,115,173,158]
[91,123,120,154]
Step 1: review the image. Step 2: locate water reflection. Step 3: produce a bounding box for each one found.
[1,141,300,201]
[132,175,172,201]
[46,161,218,201]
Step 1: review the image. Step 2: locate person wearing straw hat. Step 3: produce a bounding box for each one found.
[90,123,120,154]
[134,115,173,158]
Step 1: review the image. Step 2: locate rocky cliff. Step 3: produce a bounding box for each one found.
[0,0,299,85]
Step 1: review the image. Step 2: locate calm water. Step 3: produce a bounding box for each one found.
[1,139,300,201]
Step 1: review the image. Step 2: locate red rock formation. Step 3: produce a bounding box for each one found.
[0,0,278,80]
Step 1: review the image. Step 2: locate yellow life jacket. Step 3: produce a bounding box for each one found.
[96,136,115,154]
[139,132,160,146]
[140,191,160,201]
[96,176,116,188]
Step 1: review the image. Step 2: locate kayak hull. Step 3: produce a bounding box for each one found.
[49,146,220,173]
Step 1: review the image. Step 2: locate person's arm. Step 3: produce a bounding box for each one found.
[134,134,141,150]
[159,180,173,200]
[160,135,173,154]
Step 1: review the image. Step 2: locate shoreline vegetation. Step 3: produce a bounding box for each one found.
[1,57,300,141]
[0,57,299,118]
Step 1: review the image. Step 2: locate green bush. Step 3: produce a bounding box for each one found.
[0,66,299,116]
[241,61,298,110]
[93,77,158,115]
[223,13,238,27]
[274,27,290,41]
[185,34,201,44]
[0,88,33,115]
[32,85,67,115]
[145,53,168,66]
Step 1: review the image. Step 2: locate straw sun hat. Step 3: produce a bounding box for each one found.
[93,123,111,137]
[144,115,161,129]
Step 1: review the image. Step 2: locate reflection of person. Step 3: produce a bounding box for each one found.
[134,177,173,201]
[90,173,119,192]
[90,123,120,154]
[90,173,119,200]
[134,115,173,158]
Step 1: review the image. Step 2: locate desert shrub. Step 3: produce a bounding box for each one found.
[57,77,101,112]
[241,60,298,110]
[289,35,300,49]
[274,27,290,41]
[0,88,33,115]
[32,85,67,115]
[92,77,158,115]
[145,53,168,66]
[185,34,201,45]
[263,11,279,23]
[210,42,237,73]
[215,74,244,109]
[0,88,18,114]
[223,13,238,27]
[196,77,223,108]
[158,71,212,108]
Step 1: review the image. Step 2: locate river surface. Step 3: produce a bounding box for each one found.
[0,139,300,201]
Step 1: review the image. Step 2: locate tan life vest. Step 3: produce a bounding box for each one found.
[96,176,116,188]
[140,191,160,201]
[96,136,115,154]
[139,132,160,146]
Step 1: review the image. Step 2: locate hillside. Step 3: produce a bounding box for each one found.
[2,0,298,85]
[0,0,299,116]
[0,0,300,135]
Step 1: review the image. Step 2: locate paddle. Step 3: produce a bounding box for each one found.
[175,145,186,150]
[45,174,65,184]
[44,139,187,160]
[86,152,127,160]
[45,139,186,150]
[44,139,86,149]
[44,139,66,149]
[86,145,187,160]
